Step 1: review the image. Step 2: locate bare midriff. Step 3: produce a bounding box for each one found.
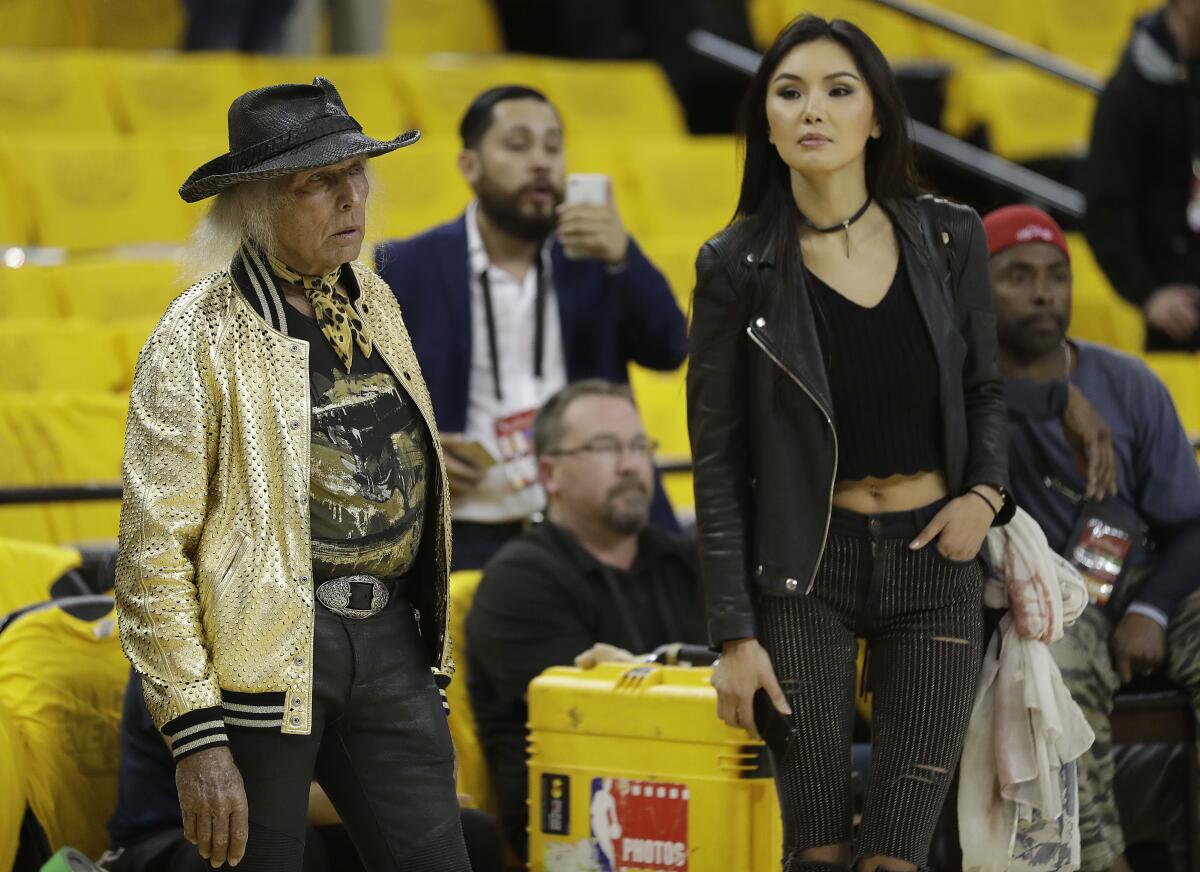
[831,469,949,514]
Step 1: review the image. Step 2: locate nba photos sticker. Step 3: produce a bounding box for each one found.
[590,778,688,871]
[542,773,571,835]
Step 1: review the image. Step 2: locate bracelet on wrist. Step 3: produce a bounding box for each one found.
[967,488,1000,518]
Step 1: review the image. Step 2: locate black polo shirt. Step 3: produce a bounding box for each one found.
[464,521,706,859]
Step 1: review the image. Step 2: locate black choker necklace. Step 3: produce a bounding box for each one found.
[799,195,872,257]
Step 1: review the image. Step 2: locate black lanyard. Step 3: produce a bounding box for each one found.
[478,255,547,403]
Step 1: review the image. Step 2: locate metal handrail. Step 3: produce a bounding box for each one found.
[686,29,1087,218]
[871,0,1103,93]
[0,484,122,504]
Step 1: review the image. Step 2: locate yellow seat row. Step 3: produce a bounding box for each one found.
[0,51,685,144]
[0,0,501,52]
[748,0,1160,73]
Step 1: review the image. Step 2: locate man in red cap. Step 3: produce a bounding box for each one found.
[985,203,1200,872]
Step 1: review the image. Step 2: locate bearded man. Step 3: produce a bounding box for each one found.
[463,379,707,861]
[375,85,687,570]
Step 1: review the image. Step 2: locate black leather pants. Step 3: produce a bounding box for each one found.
[221,591,471,871]
[759,499,983,871]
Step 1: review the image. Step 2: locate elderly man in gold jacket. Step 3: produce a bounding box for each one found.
[115,78,471,871]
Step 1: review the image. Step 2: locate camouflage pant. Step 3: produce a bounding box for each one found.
[1050,584,1200,871]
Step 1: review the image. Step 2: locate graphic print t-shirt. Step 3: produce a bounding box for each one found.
[289,308,430,583]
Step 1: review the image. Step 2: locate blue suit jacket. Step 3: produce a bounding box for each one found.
[375,214,688,526]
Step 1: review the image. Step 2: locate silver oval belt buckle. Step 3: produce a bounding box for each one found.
[315,575,389,619]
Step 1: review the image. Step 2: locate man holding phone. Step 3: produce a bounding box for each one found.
[376,85,686,569]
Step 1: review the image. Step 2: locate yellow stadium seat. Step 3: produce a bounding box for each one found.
[0,266,64,319]
[393,54,550,144]
[446,569,495,814]
[105,52,249,136]
[0,392,126,543]
[0,319,125,393]
[0,135,193,250]
[248,55,416,138]
[0,163,31,246]
[0,51,117,134]
[371,140,470,241]
[629,365,688,461]
[623,137,740,251]
[540,60,686,139]
[1066,234,1144,355]
[86,0,183,50]
[0,538,81,618]
[1144,355,1200,440]
[1037,0,1139,75]
[386,0,503,53]
[943,60,1096,161]
[0,0,91,48]
[110,317,159,391]
[640,236,701,311]
[769,0,926,61]
[0,600,127,860]
[0,704,25,871]
[50,260,182,323]
[918,0,1042,63]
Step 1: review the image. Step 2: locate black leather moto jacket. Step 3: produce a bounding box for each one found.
[686,196,1013,646]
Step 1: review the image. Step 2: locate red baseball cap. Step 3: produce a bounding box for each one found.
[981,204,1070,262]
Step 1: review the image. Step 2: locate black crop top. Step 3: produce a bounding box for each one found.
[808,258,943,482]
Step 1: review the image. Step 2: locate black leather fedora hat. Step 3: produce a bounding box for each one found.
[179,76,419,203]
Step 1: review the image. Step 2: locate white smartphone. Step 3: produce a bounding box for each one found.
[564,173,611,260]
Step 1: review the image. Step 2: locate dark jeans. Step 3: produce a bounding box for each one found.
[183,0,295,51]
[757,499,985,871]
[216,590,471,871]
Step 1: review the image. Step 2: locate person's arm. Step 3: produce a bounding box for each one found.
[1125,365,1200,622]
[1083,74,1159,308]
[115,300,225,760]
[611,238,688,371]
[685,242,756,646]
[951,208,1014,524]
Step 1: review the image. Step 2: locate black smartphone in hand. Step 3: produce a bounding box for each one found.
[752,688,795,760]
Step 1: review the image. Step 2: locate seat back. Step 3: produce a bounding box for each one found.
[0,538,82,619]
[446,569,495,814]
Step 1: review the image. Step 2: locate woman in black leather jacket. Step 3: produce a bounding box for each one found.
[686,16,1013,872]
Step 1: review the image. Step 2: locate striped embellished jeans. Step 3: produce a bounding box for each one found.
[758,498,985,871]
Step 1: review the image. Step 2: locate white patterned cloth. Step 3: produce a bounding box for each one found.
[959,507,1095,871]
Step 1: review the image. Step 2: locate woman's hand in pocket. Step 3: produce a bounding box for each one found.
[910,491,995,562]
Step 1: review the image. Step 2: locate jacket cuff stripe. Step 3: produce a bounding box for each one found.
[163,706,229,764]
[224,716,284,728]
[173,732,229,761]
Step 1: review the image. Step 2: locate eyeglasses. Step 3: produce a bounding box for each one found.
[547,436,660,462]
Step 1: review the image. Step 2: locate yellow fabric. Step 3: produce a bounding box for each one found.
[0,538,81,617]
[2,134,193,250]
[0,604,126,860]
[1144,355,1200,440]
[116,262,453,734]
[369,139,472,239]
[0,264,62,320]
[1066,234,1144,355]
[0,703,25,871]
[267,254,374,372]
[0,162,30,247]
[624,138,740,248]
[52,260,182,323]
[446,569,495,813]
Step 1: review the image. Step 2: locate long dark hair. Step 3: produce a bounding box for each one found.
[733,15,921,263]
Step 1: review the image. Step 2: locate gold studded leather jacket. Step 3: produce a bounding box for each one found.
[115,258,452,756]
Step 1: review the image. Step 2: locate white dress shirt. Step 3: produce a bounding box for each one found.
[454,201,568,523]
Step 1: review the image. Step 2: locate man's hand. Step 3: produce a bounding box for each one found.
[439,433,487,497]
[1062,383,1117,500]
[909,489,996,562]
[1144,284,1200,342]
[556,202,629,266]
[574,642,636,669]
[176,746,248,868]
[1110,612,1167,685]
